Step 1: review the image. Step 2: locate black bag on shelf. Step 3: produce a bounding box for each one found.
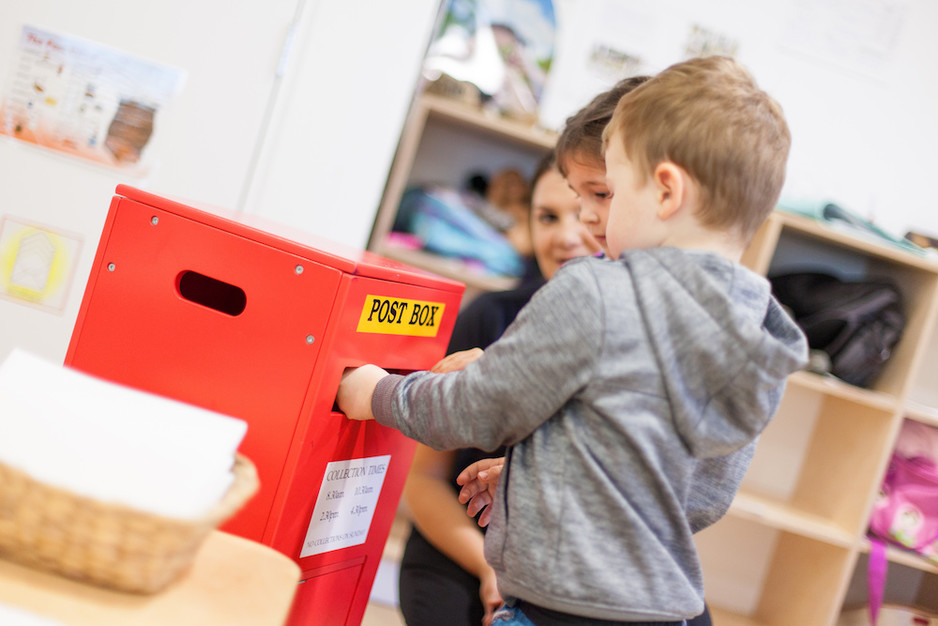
[769,272,906,388]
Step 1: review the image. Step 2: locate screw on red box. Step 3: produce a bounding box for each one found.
[66,185,464,625]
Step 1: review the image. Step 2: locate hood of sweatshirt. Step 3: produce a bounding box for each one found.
[620,247,808,458]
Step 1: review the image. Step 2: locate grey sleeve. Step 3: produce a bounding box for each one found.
[373,261,604,451]
[686,439,757,533]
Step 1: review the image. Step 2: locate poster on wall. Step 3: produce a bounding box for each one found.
[781,0,908,81]
[422,0,557,124]
[0,216,82,314]
[538,0,742,131]
[0,25,184,176]
[684,24,740,59]
[536,0,661,131]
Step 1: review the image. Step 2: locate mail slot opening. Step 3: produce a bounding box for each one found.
[177,271,246,316]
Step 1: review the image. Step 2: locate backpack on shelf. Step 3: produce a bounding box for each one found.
[769,272,906,388]
[866,421,938,625]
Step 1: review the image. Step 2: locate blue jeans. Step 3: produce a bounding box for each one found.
[491,604,688,625]
[491,606,537,625]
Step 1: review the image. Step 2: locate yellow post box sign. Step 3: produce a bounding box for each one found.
[357,295,446,337]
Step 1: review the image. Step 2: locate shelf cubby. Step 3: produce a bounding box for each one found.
[696,516,854,626]
[705,208,938,624]
[370,92,555,292]
[905,402,938,428]
[739,380,897,537]
[842,550,938,616]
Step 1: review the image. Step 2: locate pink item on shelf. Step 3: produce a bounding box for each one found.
[867,420,938,624]
[385,231,425,250]
[894,420,938,463]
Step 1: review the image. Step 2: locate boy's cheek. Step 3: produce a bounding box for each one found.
[604,215,627,257]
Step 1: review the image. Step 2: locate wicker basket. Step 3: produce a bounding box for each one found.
[0,453,258,594]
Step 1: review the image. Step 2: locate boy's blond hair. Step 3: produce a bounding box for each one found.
[604,56,790,242]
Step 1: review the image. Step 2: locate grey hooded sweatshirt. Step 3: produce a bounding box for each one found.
[372,248,808,622]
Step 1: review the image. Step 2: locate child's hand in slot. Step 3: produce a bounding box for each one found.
[456,456,505,527]
[430,348,483,374]
[336,365,388,420]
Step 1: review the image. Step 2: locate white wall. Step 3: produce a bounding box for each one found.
[2,0,938,366]
[243,0,441,250]
[542,0,938,241]
[0,0,441,364]
[0,0,294,363]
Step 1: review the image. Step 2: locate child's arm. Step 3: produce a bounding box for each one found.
[403,446,503,618]
[336,364,389,420]
[402,347,503,622]
[336,350,483,420]
[374,262,604,451]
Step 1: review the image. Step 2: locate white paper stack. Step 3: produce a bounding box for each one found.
[0,602,66,626]
[0,349,248,520]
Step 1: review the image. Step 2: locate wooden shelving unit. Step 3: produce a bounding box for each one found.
[906,401,938,429]
[378,242,518,294]
[369,92,556,300]
[697,211,938,625]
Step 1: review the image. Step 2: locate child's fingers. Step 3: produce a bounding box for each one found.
[466,491,493,518]
[456,467,477,487]
[478,506,492,528]
[456,456,503,486]
[458,480,484,504]
[480,466,502,484]
[430,348,484,373]
[429,354,456,373]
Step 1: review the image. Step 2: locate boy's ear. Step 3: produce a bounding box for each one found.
[652,162,685,221]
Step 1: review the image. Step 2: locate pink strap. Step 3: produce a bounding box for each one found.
[868,538,888,625]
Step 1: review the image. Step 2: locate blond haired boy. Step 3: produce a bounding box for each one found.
[602,55,790,254]
[338,56,807,624]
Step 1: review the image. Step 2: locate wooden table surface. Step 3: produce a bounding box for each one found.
[0,531,300,625]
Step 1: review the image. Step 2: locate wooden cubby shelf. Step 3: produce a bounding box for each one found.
[370,92,556,301]
[377,241,518,294]
[418,92,557,150]
[857,539,938,576]
[707,606,767,626]
[786,370,900,413]
[709,208,938,624]
[905,401,938,428]
[728,491,856,547]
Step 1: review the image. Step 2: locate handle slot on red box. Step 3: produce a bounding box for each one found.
[177,270,246,316]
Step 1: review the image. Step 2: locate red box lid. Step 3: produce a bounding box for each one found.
[115,185,464,292]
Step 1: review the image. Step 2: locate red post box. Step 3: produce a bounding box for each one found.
[65,185,464,625]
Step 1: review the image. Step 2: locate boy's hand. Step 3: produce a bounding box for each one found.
[336,365,388,420]
[430,347,483,373]
[456,457,505,527]
[479,566,502,626]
